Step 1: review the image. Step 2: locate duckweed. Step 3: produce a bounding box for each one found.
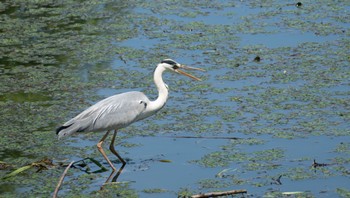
[1,0,349,197]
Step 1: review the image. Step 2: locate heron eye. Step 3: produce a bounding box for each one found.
[172,65,179,70]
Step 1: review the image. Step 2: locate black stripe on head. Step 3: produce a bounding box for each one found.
[161,59,178,66]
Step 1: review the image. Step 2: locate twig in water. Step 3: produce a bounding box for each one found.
[53,161,74,198]
[271,175,283,185]
[312,159,330,168]
[191,189,247,198]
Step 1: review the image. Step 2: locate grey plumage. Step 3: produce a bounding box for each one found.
[56,91,151,139]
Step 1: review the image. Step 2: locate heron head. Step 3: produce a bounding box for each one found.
[160,59,205,81]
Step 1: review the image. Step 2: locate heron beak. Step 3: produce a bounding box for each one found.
[175,64,205,81]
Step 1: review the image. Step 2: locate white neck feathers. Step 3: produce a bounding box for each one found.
[148,64,169,112]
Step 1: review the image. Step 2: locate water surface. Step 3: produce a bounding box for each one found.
[0,0,349,197]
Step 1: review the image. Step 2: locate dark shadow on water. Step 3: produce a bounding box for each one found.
[72,157,109,174]
[72,157,126,187]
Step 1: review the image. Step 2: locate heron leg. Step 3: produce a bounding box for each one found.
[97,130,117,171]
[109,130,126,165]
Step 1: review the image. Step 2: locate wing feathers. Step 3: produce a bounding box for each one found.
[56,91,150,138]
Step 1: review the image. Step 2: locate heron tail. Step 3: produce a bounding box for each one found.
[56,120,89,139]
[56,124,72,134]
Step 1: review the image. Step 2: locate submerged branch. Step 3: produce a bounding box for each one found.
[312,159,331,168]
[53,161,74,198]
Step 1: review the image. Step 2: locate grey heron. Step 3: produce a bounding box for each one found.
[56,59,204,171]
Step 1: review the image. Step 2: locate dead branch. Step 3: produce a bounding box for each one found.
[312,159,330,168]
[53,161,74,198]
[191,189,247,198]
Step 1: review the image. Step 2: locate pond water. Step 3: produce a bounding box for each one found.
[0,0,349,197]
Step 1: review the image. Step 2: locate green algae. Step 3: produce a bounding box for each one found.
[334,142,350,154]
[177,188,195,198]
[0,0,140,196]
[0,0,349,197]
[194,148,283,170]
[93,182,138,198]
[142,188,168,194]
[336,188,350,197]
[198,178,231,189]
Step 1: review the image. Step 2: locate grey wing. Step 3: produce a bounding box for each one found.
[57,91,149,139]
[87,92,149,131]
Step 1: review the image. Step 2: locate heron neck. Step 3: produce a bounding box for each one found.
[149,65,168,112]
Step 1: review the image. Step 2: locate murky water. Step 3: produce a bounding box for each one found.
[1,1,349,197]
